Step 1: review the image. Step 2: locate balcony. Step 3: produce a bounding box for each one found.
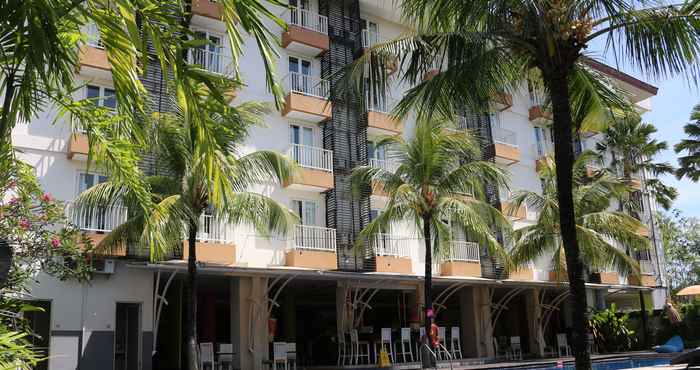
[190,47,233,77]
[638,224,650,238]
[284,144,334,191]
[67,133,90,160]
[629,261,656,287]
[79,24,110,72]
[181,214,236,266]
[508,267,534,281]
[366,98,404,136]
[440,241,481,277]
[282,73,332,122]
[359,30,398,74]
[369,159,399,198]
[501,201,526,221]
[66,202,129,256]
[282,7,329,56]
[286,225,337,270]
[548,270,568,283]
[529,105,552,124]
[489,127,519,165]
[372,234,412,274]
[191,0,222,20]
[491,92,513,111]
[595,271,621,285]
[627,176,643,190]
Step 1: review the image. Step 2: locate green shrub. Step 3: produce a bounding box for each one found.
[589,304,636,353]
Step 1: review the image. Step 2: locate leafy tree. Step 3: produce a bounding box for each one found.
[596,116,677,211]
[675,103,700,181]
[351,119,509,361]
[589,303,636,353]
[656,210,700,293]
[509,151,649,280]
[344,2,700,367]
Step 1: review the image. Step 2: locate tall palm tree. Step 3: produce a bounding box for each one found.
[74,89,297,370]
[596,116,677,211]
[509,151,649,283]
[351,119,510,364]
[344,2,700,367]
[675,103,700,181]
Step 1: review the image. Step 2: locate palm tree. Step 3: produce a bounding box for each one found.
[596,116,677,211]
[351,118,510,364]
[74,90,297,370]
[675,103,700,181]
[344,2,700,367]
[509,150,650,283]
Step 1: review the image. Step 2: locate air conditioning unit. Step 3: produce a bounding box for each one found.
[93,259,116,274]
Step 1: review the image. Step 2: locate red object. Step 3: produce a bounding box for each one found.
[268,318,277,339]
[429,323,440,348]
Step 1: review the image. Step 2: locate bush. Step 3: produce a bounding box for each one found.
[589,304,636,353]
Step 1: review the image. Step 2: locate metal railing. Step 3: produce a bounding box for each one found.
[361,29,383,48]
[293,225,337,252]
[369,157,399,173]
[640,260,655,274]
[532,143,553,158]
[372,234,410,257]
[196,214,235,244]
[285,7,328,34]
[288,144,333,172]
[446,241,480,262]
[366,95,395,114]
[529,90,546,107]
[283,72,330,99]
[190,47,232,76]
[86,23,102,48]
[66,202,128,233]
[492,127,517,147]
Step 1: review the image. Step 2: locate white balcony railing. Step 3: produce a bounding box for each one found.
[366,95,396,114]
[372,234,410,258]
[492,127,517,147]
[288,144,333,172]
[361,29,383,48]
[445,241,480,262]
[86,23,102,48]
[284,72,330,99]
[533,268,549,281]
[66,202,128,233]
[532,143,553,158]
[293,225,337,251]
[640,260,655,274]
[529,90,546,107]
[369,158,399,173]
[285,7,328,34]
[196,214,235,244]
[190,47,233,76]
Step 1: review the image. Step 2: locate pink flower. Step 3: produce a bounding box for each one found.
[51,237,61,248]
[19,219,30,230]
[41,193,52,202]
[8,197,18,205]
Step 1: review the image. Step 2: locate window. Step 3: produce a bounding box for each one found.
[86,85,116,110]
[291,199,316,226]
[289,124,315,167]
[86,23,102,48]
[288,56,313,94]
[192,30,224,74]
[77,171,108,195]
[75,172,109,231]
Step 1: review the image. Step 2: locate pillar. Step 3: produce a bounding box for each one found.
[232,276,269,370]
[525,288,545,357]
[336,282,350,335]
[465,286,493,358]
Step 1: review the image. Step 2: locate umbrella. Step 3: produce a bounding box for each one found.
[677,285,700,297]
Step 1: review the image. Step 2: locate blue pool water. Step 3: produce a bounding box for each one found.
[519,357,670,370]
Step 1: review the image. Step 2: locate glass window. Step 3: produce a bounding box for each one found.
[292,200,317,225]
[86,85,116,110]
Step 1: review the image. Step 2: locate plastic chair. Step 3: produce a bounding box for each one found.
[374,328,395,364]
[217,343,234,370]
[395,327,414,363]
[557,333,571,357]
[273,342,288,370]
[450,326,463,359]
[350,329,371,365]
[509,336,522,360]
[199,342,216,370]
[435,327,448,360]
[287,342,297,370]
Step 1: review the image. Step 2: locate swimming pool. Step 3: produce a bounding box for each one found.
[517,357,670,370]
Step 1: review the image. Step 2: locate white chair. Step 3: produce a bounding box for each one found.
[557,333,572,357]
[449,326,463,359]
[217,343,234,370]
[436,327,449,360]
[350,329,371,365]
[199,342,216,370]
[395,327,414,363]
[374,328,395,364]
[509,336,522,360]
[287,342,297,370]
[272,342,288,370]
[416,327,427,362]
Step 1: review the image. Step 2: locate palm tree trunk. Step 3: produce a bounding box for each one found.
[0,73,16,151]
[547,74,592,370]
[421,215,435,368]
[184,220,199,370]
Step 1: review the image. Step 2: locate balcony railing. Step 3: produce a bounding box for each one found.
[492,127,517,147]
[190,47,232,76]
[86,23,102,48]
[529,90,547,107]
[640,260,655,274]
[361,29,383,48]
[293,225,336,251]
[288,144,333,172]
[533,143,553,158]
[66,202,128,233]
[284,72,330,99]
[196,214,235,244]
[366,95,396,114]
[445,241,480,262]
[372,234,410,258]
[285,7,328,34]
[369,157,399,173]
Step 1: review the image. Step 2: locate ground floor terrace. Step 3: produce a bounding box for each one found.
[24,261,657,370]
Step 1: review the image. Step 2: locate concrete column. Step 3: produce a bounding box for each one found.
[336,282,349,334]
[469,286,494,358]
[525,288,545,357]
[232,276,269,370]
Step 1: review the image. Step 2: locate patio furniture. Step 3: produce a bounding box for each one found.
[449,326,463,359]
[395,327,414,363]
[217,343,234,370]
[337,332,351,366]
[556,333,571,357]
[416,327,426,362]
[200,342,216,370]
[373,328,395,364]
[436,327,448,360]
[350,329,371,365]
[273,342,288,370]
[509,336,522,360]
